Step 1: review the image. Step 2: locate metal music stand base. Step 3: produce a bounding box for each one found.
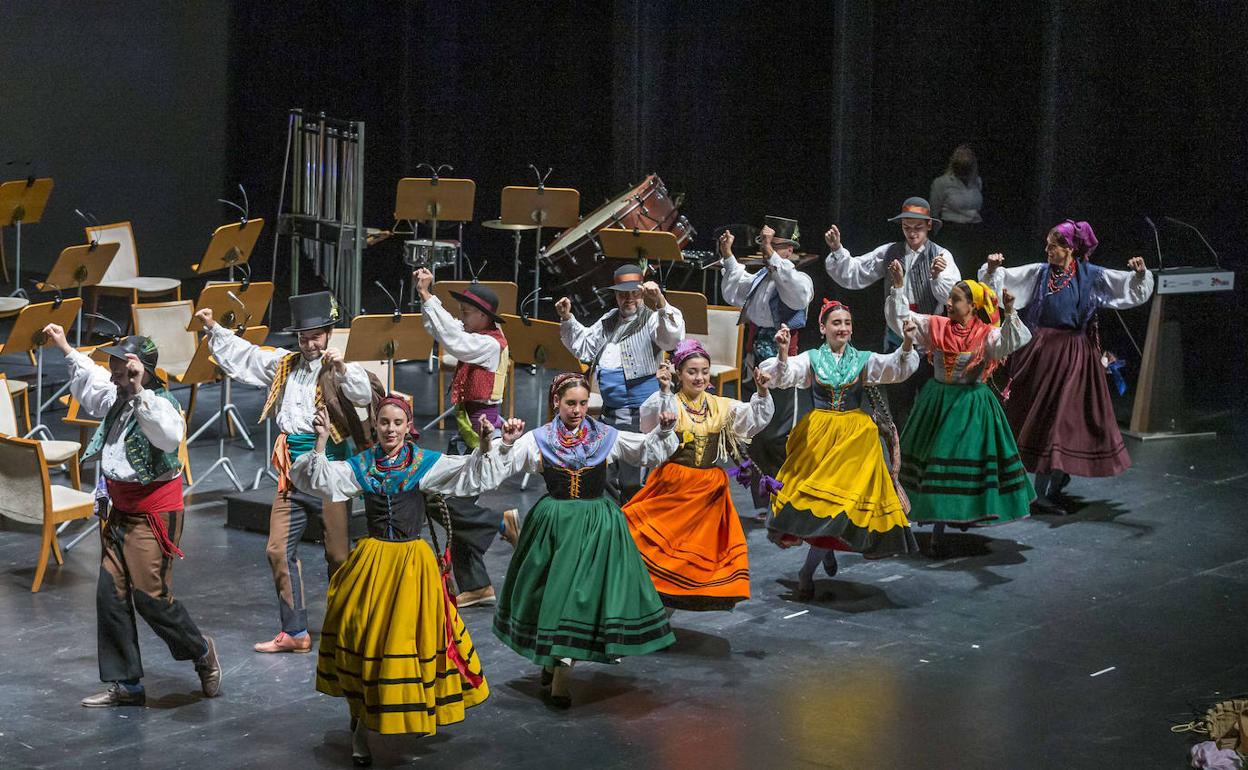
[187,379,246,494]
[422,404,458,434]
[187,380,254,449]
[26,345,56,441]
[252,418,280,489]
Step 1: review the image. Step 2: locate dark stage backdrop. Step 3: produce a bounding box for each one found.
[3,2,1244,412]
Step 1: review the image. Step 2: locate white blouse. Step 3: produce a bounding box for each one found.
[758,347,919,390]
[885,289,1031,361]
[492,425,679,478]
[977,262,1155,312]
[638,389,774,438]
[289,446,499,503]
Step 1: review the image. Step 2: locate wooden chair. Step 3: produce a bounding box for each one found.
[0,435,96,591]
[83,222,182,329]
[130,299,201,425]
[690,305,745,399]
[0,372,81,489]
[431,281,519,426]
[5,377,31,433]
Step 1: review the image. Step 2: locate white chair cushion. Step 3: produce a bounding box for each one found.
[710,364,736,377]
[98,276,182,293]
[50,484,94,513]
[6,379,28,395]
[39,440,82,464]
[0,297,29,314]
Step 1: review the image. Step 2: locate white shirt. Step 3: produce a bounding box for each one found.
[560,304,685,369]
[290,445,499,503]
[929,173,984,224]
[977,262,1155,312]
[205,325,373,435]
[639,389,774,438]
[65,350,185,482]
[492,424,679,477]
[720,254,815,328]
[826,242,961,312]
[421,295,503,401]
[758,347,919,390]
[884,288,1031,361]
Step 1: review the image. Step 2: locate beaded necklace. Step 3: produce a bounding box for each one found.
[1046,259,1077,295]
[677,391,710,424]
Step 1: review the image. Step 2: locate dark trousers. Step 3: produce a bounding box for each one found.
[600,405,644,504]
[445,431,501,593]
[266,489,350,634]
[97,509,205,682]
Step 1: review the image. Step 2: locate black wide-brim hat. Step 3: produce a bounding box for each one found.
[609,264,646,292]
[96,335,165,386]
[283,291,341,333]
[449,283,505,325]
[887,196,943,228]
[755,215,800,248]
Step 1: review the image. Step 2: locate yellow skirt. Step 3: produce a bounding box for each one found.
[770,409,918,557]
[316,537,489,735]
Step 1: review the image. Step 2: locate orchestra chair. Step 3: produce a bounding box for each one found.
[130,299,202,426]
[0,372,81,490]
[83,222,182,332]
[689,304,744,399]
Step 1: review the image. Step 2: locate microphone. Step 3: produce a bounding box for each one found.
[374,280,403,321]
[1164,216,1222,268]
[226,290,253,330]
[1143,216,1164,271]
[84,312,124,343]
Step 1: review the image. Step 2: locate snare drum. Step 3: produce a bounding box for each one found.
[403,239,459,269]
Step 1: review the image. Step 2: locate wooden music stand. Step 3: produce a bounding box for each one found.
[0,297,82,440]
[189,281,275,332]
[599,228,683,288]
[39,242,120,346]
[185,325,270,493]
[0,177,54,296]
[343,314,434,393]
[664,290,709,335]
[501,185,580,318]
[191,218,266,280]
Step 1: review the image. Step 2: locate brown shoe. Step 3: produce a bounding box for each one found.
[81,682,145,708]
[253,631,312,654]
[455,586,496,608]
[195,636,222,697]
[501,509,521,548]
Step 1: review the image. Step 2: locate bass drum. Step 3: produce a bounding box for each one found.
[542,173,693,317]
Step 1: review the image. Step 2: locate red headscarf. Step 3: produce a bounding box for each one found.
[818,299,851,324]
[376,394,420,438]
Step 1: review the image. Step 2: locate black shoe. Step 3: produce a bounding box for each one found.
[795,574,815,601]
[1052,471,1072,495]
[821,550,839,578]
[352,754,373,768]
[81,682,145,708]
[540,667,553,688]
[195,636,222,698]
[1031,496,1067,516]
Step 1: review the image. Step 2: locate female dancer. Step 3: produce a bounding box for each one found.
[491,373,679,708]
[759,300,922,599]
[290,397,496,766]
[885,261,1035,550]
[623,339,774,611]
[979,220,1153,512]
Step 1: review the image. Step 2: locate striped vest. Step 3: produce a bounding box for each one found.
[594,308,663,381]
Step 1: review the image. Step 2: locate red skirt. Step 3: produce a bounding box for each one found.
[1004,327,1130,477]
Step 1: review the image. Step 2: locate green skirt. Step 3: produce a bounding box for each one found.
[899,380,1034,525]
[493,495,676,666]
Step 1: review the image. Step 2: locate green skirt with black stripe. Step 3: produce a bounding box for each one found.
[316,537,488,735]
[899,380,1035,526]
[493,495,676,666]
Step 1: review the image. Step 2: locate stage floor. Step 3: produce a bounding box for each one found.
[0,345,1244,769]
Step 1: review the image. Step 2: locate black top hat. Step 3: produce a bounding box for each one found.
[608,264,647,292]
[887,196,943,227]
[283,291,341,333]
[96,335,165,387]
[449,283,505,325]
[755,215,800,248]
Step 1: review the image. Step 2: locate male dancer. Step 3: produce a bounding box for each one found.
[44,324,222,706]
[415,268,516,606]
[824,196,960,422]
[200,291,380,653]
[717,218,814,513]
[557,264,685,502]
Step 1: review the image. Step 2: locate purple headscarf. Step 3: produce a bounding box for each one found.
[670,338,711,370]
[1050,219,1099,261]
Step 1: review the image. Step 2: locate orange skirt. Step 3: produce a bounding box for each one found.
[622,462,750,611]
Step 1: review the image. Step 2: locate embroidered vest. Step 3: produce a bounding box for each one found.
[82,389,183,484]
[450,328,509,404]
[884,240,944,314]
[259,351,347,442]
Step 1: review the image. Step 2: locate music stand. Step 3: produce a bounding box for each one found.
[191,218,266,282]
[185,325,269,494]
[0,177,53,297]
[344,313,434,393]
[39,242,120,347]
[499,312,586,489]
[501,185,579,318]
[598,228,683,287]
[664,290,709,335]
[188,281,275,332]
[395,177,475,291]
[0,297,82,440]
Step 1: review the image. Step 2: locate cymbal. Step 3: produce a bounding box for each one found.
[482,219,538,232]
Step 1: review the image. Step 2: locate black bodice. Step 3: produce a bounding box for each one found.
[360,490,427,541]
[811,376,866,412]
[540,462,609,500]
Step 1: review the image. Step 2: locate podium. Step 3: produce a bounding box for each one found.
[1126,267,1235,439]
[40,241,120,346]
[0,177,53,296]
[0,298,82,440]
[501,184,579,318]
[185,325,270,493]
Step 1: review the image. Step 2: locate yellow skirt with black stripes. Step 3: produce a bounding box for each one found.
[316,537,489,735]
